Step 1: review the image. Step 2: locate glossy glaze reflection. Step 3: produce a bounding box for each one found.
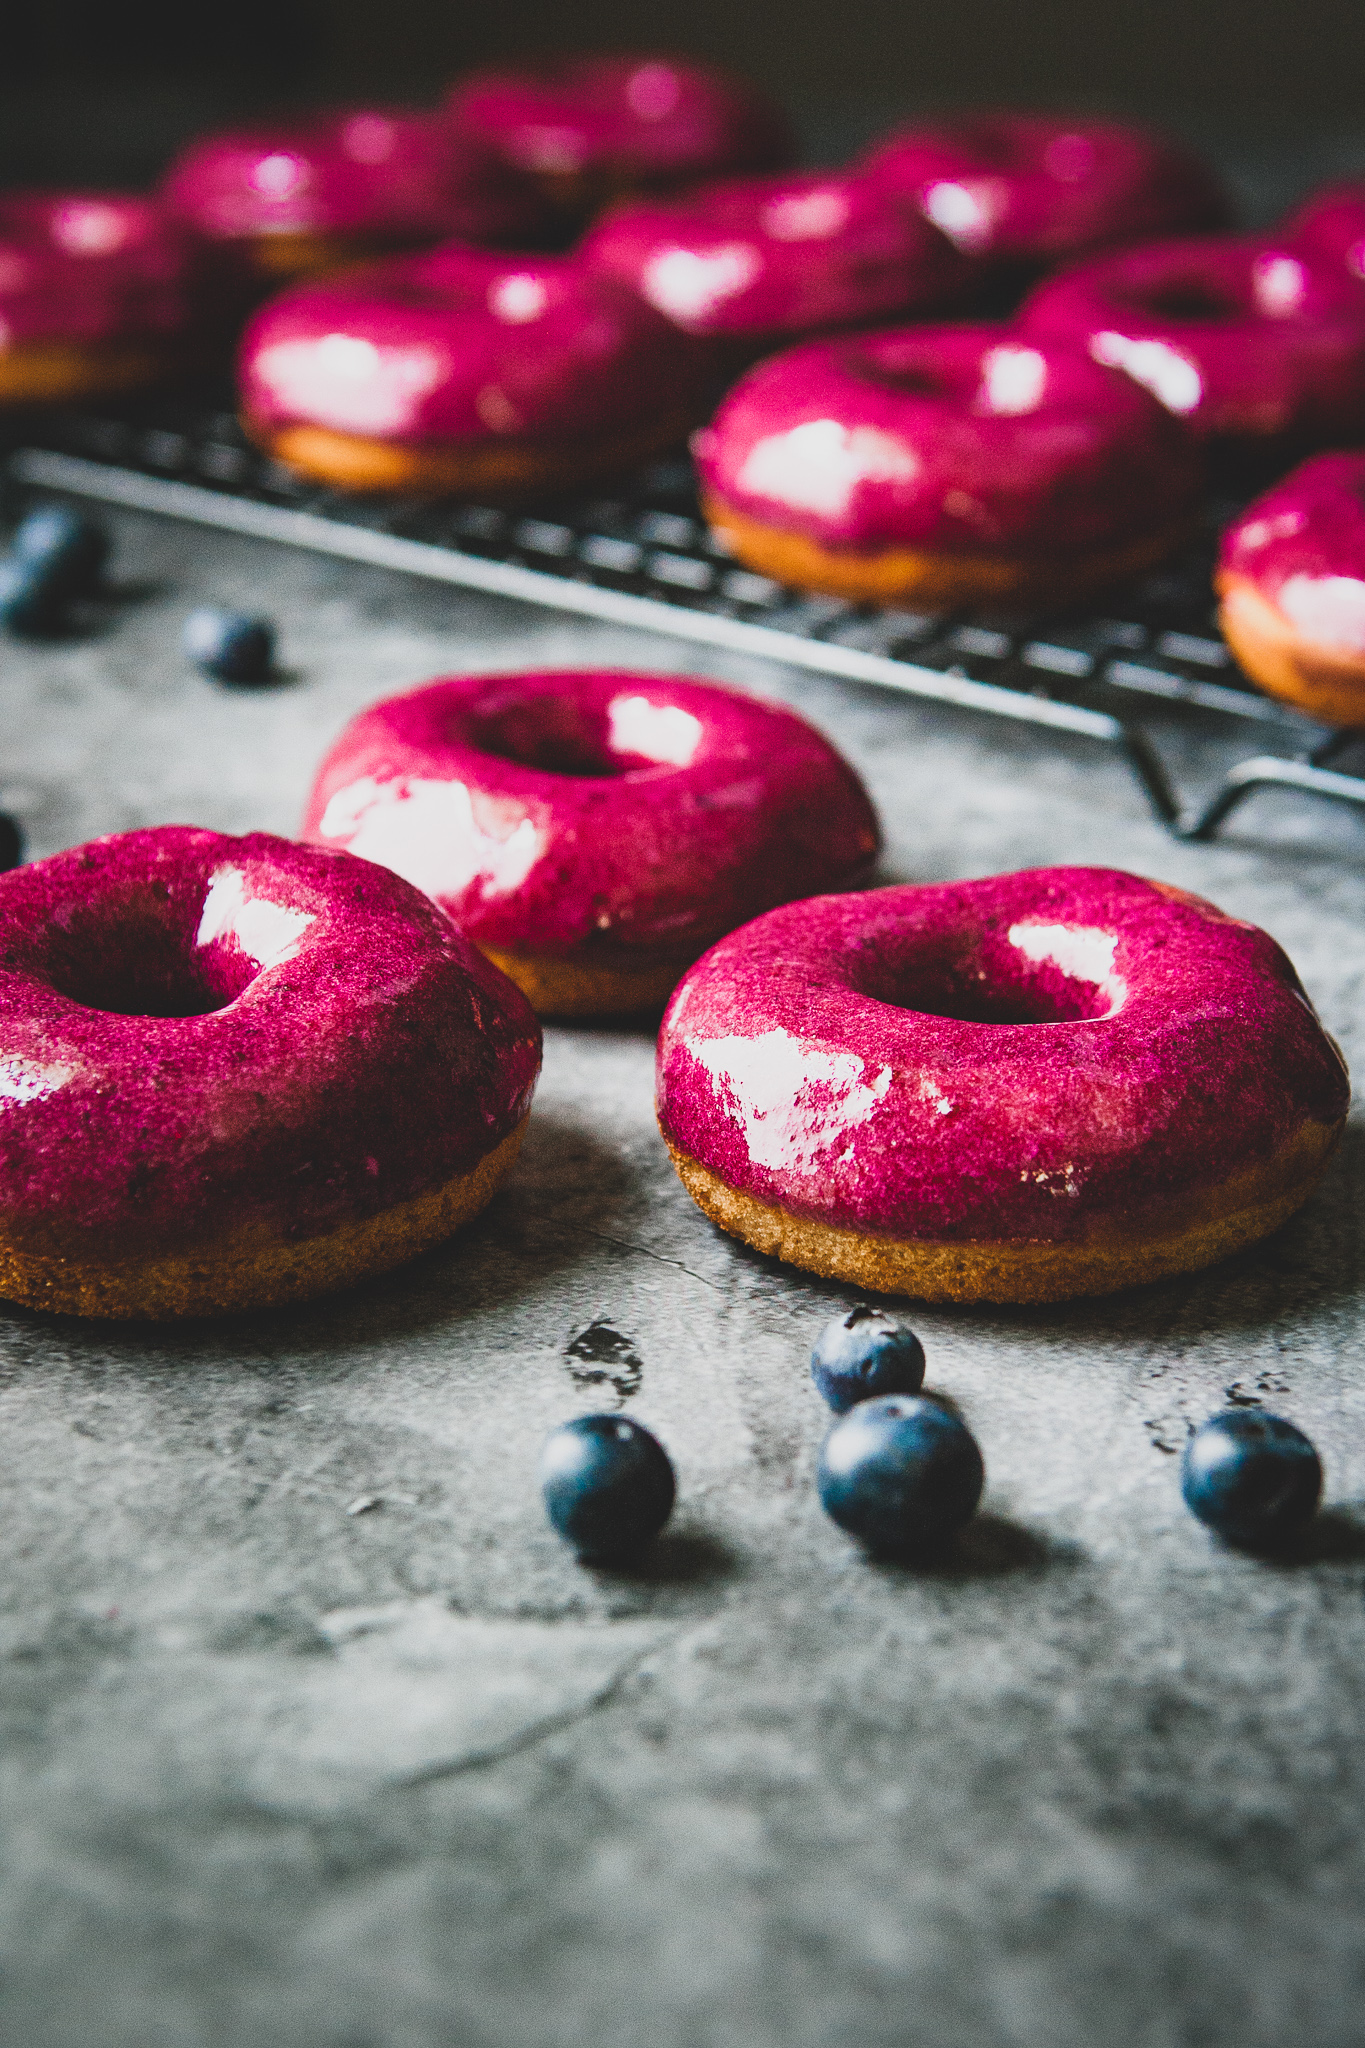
[579,170,966,346]
[1219,452,1365,649]
[0,828,541,1258]
[239,243,710,445]
[656,868,1348,1242]
[860,115,1226,264]
[1020,236,1365,442]
[301,670,880,967]
[693,324,1201,555]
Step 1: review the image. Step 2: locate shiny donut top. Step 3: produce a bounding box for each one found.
[0,191,203,346]
[693,325,1202,555]
[162,107,547,249]
[579,170,968,343]
[238,243,712,444]
[1286,181,1365,283]
[1218,451,1365,650]
[448,55,792,191]
[1019,235,1365,441]
[860,114,1228,264]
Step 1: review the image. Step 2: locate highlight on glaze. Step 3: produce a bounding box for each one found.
[0,191,205,353]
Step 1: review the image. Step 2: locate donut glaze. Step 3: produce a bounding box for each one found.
[695,324,1202,608]
[579,171,967,353]
[860,116,1227,266]
[1019,236,1365,444]
[1286,182,1365,283]
[0,827,541,1318]
[163,109,547,281]
[448,56,791,214]
[301,669,880,1018]
[0,191,206,404]
[1216,452,1365,725]
[657,868,1348,1304]
[239,243,711,494]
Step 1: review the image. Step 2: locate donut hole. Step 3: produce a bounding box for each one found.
[42,895,258,1018]
[859,944,1117,1025]
[1125,282,1240,321]
[468,690,699,776]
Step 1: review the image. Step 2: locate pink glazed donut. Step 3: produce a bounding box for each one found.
[1216,452,1365,726]
[578,170,968,358]
[0,827,541,1319]
[448,55,791,220]
[657,868,1348,1304]
[301,669,881,1018]
[860,115,1227,268]
[0,191,208,404]
[696,324,1202,608]
[163,107,548,286]
[1019,235,1365,445]
[1285,182,1365,283]
[239,243,712,494]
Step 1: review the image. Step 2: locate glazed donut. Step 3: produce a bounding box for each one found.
[860,115,1227,269]
[0,191,207,405]
[695,325,1202,610]
[1216,452,1365,726]
[1285,181,1365,284]
[448,55,791,222]
[1019,236,1365,446]
[0,827,540,1319]
[301,669,880,1018]
[579,170,967,359]
[240,244,712,494]
[163,108,547,286]
[657,868,1348,1305]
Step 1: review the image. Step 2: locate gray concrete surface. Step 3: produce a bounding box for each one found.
[1,506,1364,2048]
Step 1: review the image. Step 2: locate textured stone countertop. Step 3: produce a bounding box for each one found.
[1,503,1363,2048]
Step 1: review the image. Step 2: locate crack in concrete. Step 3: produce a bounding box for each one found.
[582,1229,724,1293]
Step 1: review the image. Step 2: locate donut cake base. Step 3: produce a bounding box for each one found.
[703,492,1194,611]
[481,947,689,1020]
[0,343,180,406]
[1218,573,1365,727]
[664,1122,1338,1306]
[0,1117,526,1322]
[255,412,702,497]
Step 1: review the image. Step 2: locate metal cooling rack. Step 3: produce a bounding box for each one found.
[6,389,1365,848]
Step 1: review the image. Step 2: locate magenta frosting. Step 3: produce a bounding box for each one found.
[656,868,1349,1246]
[693,323,1201,555]
[860,115,1227,264]
[162,108,546,248]
[448,56,790,186]
[239,242,711,444]
[0,191,204,350]
[1019,235,1365,442]
[1218,451,1365,652]
[300,670,880,968]
[1286,182,1365,283]
[0,828,540,1264]
[578,170,967,345]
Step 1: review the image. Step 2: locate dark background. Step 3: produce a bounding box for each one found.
[4,0,1364,210]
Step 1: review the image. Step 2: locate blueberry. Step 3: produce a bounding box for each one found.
[1181,1409,1322,1550]
[818,1395,984,1558]
[0,557,62,635]
[12,505,108,598]
[811,1305,926,1413]
[541,1414,676,1562]
[184,607,276,684]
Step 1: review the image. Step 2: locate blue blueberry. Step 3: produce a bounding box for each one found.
[1181,1409,1322,1550]
[811,1305,926,1413]
[12,505,109,598]
[184,607,276,684]
[818,1395,984,1558]
[540,1414,676,1562]
[0,557,62,635]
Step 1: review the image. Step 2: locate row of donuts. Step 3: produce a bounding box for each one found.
[0,653,1347,1325]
